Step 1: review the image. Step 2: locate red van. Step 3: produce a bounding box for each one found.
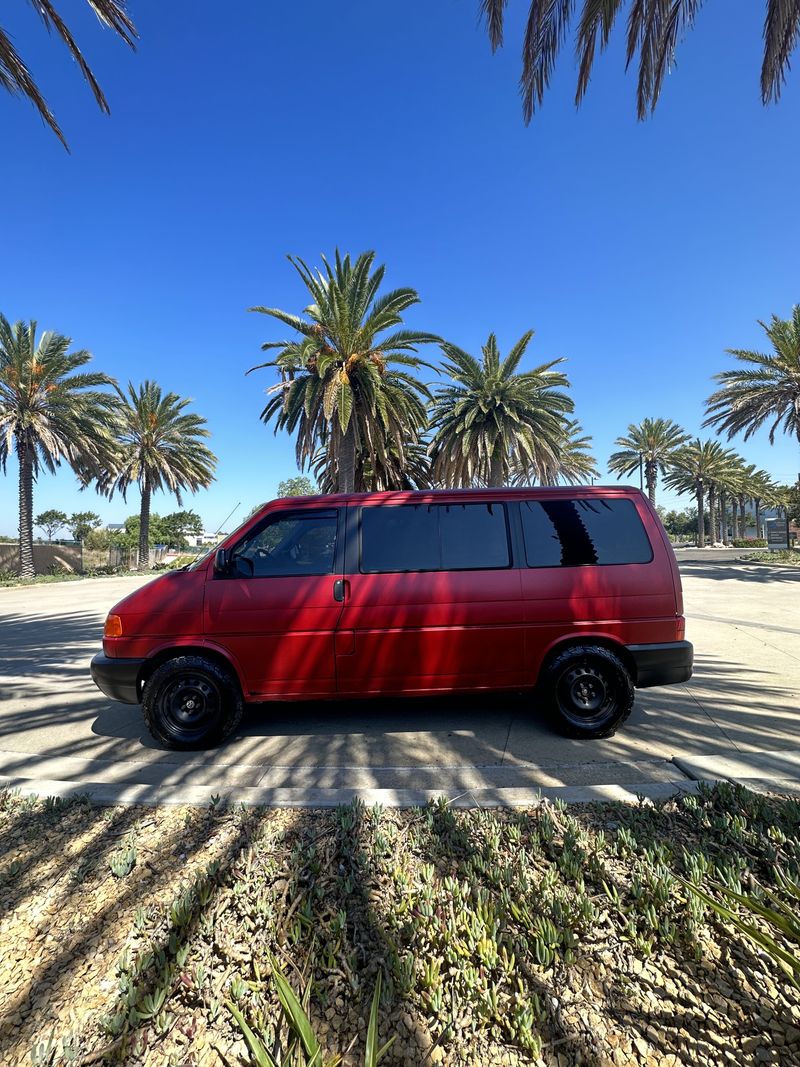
[91,487,692,749]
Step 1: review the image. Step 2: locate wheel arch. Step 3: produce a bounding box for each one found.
[137,643,247,701]
[536,635,637,685]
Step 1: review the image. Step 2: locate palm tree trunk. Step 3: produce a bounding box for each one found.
[645,460,657,505]
[731,498,738,544]
[489,445,505,488]
[338,425,356,494]
[754,497,762,540]
[696,485,706,548]
[719,490,728,545]
[17,432,35,579]
[138,477,151,569]
[708,487,717,547]
[738,494,746,539]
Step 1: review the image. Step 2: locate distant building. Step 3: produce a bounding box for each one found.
[192,531,227,547]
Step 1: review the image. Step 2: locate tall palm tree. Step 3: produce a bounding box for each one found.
[705,307,800,447]
[429,331,573,488]
[249,251,438,494]
[607,418,690,506]
[97,381,216,568]
[734,462,757,540]
[665,439,736,549]
[704,447,743,547]
[512,419,598,486]
[0,315,118,577]
[747,468,777,540]
[312,438,432,493]
[1,2,137,148]
[713,453,747,546]
[479,1,800,122]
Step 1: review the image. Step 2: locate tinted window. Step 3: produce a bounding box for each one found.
[439,503,509,569]
[232,511,337,577]
[360,503,509,573]
[521,498,652,567]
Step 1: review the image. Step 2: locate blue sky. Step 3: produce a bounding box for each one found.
[1,0,798,534]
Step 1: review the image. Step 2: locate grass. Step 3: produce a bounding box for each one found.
[3,784,800,1066]
[743,549,800,565]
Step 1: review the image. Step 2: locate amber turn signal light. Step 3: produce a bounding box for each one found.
[104,614,123,638]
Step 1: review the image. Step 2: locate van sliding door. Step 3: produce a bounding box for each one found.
[335,501,524,695]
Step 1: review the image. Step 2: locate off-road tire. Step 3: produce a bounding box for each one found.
[540,644,634,739]
[142,655,243,750]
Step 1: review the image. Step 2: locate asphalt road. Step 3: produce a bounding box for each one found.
[1,557,799,805]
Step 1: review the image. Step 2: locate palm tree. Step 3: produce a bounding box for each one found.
[479,1,800,122]
[249,251,438,494]
[607,418,690,506]
[748,468,778,541]
[429,331,573,488]
[713,454,747,546]
[1,2,137,148]
[704,447,743,547]
[0,316,118,577]
[312,438,432,493]
[665,439,737,549]
[705,307,800,447]
[729,462,775,540]
[97,381,216,568]
[734,462,758,540]
[512,419,598,486]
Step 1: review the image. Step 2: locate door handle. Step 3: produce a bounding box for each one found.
[333,578,347,602]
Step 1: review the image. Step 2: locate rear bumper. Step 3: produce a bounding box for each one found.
[627,641,693,688]
[90,652,145,705]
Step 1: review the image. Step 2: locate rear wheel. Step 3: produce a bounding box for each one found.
[142,655,243,749]
[540,645,634,739]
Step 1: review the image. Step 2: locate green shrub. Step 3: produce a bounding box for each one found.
[732,538,767,548]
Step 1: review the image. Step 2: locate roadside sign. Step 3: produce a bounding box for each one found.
[765,517,789,551]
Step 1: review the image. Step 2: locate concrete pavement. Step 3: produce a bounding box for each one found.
[0,560,798,806]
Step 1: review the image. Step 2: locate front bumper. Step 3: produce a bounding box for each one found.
[90,652,145,705]
[627,641,693,688]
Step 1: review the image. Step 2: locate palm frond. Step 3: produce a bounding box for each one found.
[482,0,800,121]
[762,0,800,102]
[480,0,509,50]
[2,1,137,148]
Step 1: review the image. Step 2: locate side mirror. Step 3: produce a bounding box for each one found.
[214,548,231,575]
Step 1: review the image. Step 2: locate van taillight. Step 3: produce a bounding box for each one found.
[104,614,123,638]
[676,617,685,640]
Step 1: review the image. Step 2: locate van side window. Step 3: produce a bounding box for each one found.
[232,510,338,578]
[521,499,653,567]
[360,503,509,573]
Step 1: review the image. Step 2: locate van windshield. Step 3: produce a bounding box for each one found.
[186,509,261,571]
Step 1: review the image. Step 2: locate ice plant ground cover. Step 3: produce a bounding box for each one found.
[2,783,800,1066]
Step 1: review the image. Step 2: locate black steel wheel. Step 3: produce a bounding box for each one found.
[541,644,634,739]
[142,655,243,749]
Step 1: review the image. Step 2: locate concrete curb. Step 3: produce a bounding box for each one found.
[0,774,702,809]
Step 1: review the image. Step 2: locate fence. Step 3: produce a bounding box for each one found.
[0,541,83,575]
[107,545,166,570]
[0,541,166,575]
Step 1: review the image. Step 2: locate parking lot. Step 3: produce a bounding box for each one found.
[1,557,799,806]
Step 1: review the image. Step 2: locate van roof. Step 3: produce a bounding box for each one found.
[267,485,648,507]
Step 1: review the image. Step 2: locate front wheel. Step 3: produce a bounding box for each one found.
[540,645,634,739]
[142,655,243,749]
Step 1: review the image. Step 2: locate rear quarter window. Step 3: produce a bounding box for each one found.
[521,498,653,567]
